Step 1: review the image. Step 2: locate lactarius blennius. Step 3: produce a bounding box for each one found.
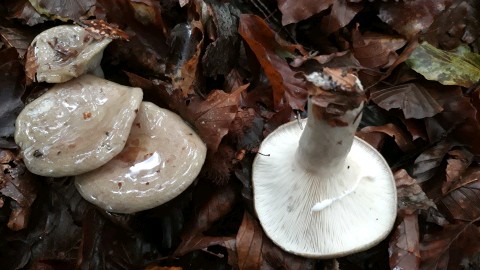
[14,74,143,177]
[252,68,397,258]
[25,25,112,83]
[75,102,207,214]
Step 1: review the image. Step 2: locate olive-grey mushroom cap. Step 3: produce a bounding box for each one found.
[26,25,112,83]
[14,74,143,177]
[75,102,207,214]
[252,119,397,258]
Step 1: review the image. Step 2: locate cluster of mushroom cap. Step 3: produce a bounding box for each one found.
[15,25,207,214]
[252,68,397,258]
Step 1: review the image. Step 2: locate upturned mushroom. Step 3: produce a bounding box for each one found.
[15,74,143,177]
[25,25,112,83]
[252,68,397,258]
[75,102,207,214]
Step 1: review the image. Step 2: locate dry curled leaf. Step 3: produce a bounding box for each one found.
[389,214,421,270]
[413,140,455,183]
[360,123,414,152]
[175,184,239,256]
[395,169,439,217]
[420,222,480,270]
[238,14,308,111]
[277,0,333,25]
[370,83,443,119]
[442,148,474,194]
[439,168,480,222]
[0,149,37,230]
[171,84,249,153]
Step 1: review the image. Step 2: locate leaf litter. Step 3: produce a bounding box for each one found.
[1,0,480,269]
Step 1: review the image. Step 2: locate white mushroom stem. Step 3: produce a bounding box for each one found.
[295,98,363,174]
[295,71,365,211]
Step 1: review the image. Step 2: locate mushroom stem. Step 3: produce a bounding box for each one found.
[295,70,365,175]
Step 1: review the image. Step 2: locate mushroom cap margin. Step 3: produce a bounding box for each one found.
[252,119,397,258]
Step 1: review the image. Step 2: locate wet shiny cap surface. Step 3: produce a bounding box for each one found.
[14,74,143,177]
[26,25,112,83]
[75,102,207,214]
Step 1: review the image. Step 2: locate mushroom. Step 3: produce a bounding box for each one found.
[14,74,143,177]
[252,68,397,258]
[25,25,112,83]
[74,102,207,214]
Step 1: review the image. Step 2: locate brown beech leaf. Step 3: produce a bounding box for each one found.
[171,84,249,153]
[352,29,406,69]
[442,148,474,194]
[370,83,443,119]
[96,0,169,75]
[420,222,480,270]
[413,140,455,183]
[277,0,333,25]
[360,123,414,152]
[236,212,315,270]
[168,20,204,96]
[389,214,420,270]
[424,85,480,154]
[423,0,479,49]
[236,212,263,270]
[4,0,47,26]
[0,48,25,138]
[320,0,363,35]
[378,0,453,39]
[395,169,439,217]
[399,116,428,141]
[175,184,239,256]
[201,1,240,77]
[439,168,480,222]
[28,0,96,21]
[0,149,38,230]
[0,26,37,58]
[239,14,308,111]
[355,130,386,150]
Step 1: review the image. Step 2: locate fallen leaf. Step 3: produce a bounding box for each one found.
[413,140,455,183]
[352,29,406,69]
[236,212,262,270]
[406,42,480,88]
[201,1,241,77]
[97,0,169,75]
[424,85,480,154]
[378,0,452,39]
[238,14,308,111]
[4,0,47,26]
[320,0,363,35]
[360,123,414,152]
[78,208,161,269]
[355,129,386,150]
[423,0,480,49]
[439,168,480,222]
[0,26,37,58]
[235,212,315,270]
[420,222,480,270]
[28,0,96,21]
[395,169,439,217]
[277,0,333,25]
[0,148,37,231]
[167,20,204,96]
[370,83,443,119]
[0,48,25,138]
[389,214,420,270]
[442,148,474,194]
[175,184,239,256]
[171,84,249,153]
